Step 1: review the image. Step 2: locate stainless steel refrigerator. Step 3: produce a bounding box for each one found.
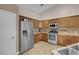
[20,21,34,54]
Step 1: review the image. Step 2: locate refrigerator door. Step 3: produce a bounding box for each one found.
[27,22,34,49]
[20,21,28,53]
[20,21,34,54]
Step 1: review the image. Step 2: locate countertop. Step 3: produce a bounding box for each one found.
[34,32,48,35]
[34,32,40,34]
[58,31,79,36]
[34,31,79,36]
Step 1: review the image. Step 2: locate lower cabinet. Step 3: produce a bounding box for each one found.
[57,35,79,46]
[34,33,48,44]
[34,34,40,43]
[57,35,73,46]
[41,33,48,42]
[73,36,79,43]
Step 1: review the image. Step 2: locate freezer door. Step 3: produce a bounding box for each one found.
[20,21,29,53]
[20,22,34,53]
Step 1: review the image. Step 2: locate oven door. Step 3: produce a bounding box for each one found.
[48,33,57,44]
[49,33,56,40]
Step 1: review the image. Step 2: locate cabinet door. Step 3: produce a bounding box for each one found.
[57,35,64,45]
[49,19,58,23]
[41,33,48,42]
[43,20,49,28]
[58,18,72,28]
[58,16,79,28]
[73,36,79,43]
[34,20,39,28]
[57,35,73,46]
[39,21,43,28]
[63,36,73,45]
[71,16,79,28]
[58,19,64,28]
[34,34,40,43]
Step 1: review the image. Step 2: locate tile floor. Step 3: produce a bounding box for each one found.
[23,41,62,55]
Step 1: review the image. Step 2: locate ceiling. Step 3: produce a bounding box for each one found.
[17,4,56,14]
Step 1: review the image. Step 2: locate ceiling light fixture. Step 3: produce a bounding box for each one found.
[40,4,44,6]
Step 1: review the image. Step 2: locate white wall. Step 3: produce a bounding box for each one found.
[19,6,40,20]
[40,4,79,20]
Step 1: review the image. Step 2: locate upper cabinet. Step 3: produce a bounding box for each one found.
[28,20,39,28]
[72,16,79,28]
[19,15,39,28]
[58,15,79,28]
[43,20,49,28]
[58,18,69,28]
[19,15,79,28]
[39,21,43,28]
[34,20,39,28]
[49,19,58,23]
[28,19,35,28]
[39,20,49,28]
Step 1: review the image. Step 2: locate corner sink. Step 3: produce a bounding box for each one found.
[58,48,78,55]
[52,43,79,55]
[58,48,70,55]
[71,45,79,51]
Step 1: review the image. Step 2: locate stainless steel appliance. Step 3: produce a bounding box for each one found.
[48,32,57,44]
[49,23,57,28]
[19,21,34,54]
[48,23,58,44]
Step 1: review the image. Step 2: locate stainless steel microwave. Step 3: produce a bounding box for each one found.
[49,23,57,28]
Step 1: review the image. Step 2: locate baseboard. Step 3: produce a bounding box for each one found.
[16,51,19,55]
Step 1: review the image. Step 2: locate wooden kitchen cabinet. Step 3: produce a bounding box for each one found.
[34,20,39,28]
[34,34,40,43]
[64,35,73,45]
[58,18,65,28]
[43,20,49,28]
[58,16,79,28]
[58,17,71,28]
[57,35,73,46]
[39,21,43,28]
[72,16,79,28]
[57,35,64,45]
[41,33,48,42]
[73,36,79,43]
[39,20,49,28]
[49,19,58,23]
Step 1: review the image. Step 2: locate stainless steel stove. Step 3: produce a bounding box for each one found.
[48,23,58,44]
[48,32,57,44]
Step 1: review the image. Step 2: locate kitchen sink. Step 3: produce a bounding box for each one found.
[58,48,78,55]
[71,45,79,51]
[51,43,79,55]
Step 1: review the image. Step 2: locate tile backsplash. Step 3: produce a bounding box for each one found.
[34,28,50,33]
[59,28,79,32]
[39,28,49,32]
[34,28,39,33]
[34,27,79,33]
